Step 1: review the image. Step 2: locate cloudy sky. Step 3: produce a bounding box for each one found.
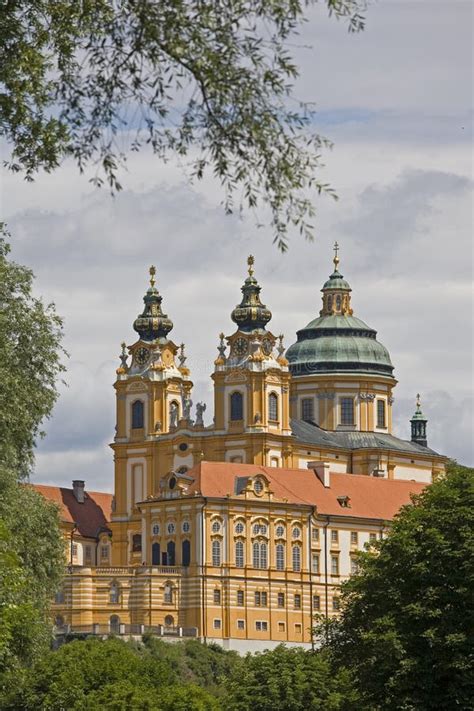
[2,0,472,491]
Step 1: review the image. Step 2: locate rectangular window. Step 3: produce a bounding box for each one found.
[254,591,261,606]
[331,530,339,544]
[54,590,65,604]
[71,543,78,557]
[377,399,386,428]
[237,590,244,606]
[340,397,355,426]
[301,398,314,422]
[313,595,320,611]
[333,597,340,611]
[312,527,319,542]
[331,555,339,576]
[261,591,268,607]
[312,553,319,574]
[237,619,245,630]
[278,622,286,632]
[295,623,302,634]
[256,621,268,632]
[350,531,358,545]
[277,592,285,608]
[101,545,109,559]
[351,557,359,575]
[235,541,244,567]
[213,619,221,629]
[369,532,377,542]
[213,589,221,604]
[294,594,301,609]
[276,544,285,570]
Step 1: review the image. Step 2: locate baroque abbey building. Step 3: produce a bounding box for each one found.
[38,246,446,651]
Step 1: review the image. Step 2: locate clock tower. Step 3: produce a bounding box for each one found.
[212,256,292,465]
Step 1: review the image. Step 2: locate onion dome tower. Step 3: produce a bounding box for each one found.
[410,394,428,447]
[286,244,396,433]
[230,255,272,332]
[133,265,173,342]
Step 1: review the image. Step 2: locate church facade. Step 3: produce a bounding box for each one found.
[41,247,445,651]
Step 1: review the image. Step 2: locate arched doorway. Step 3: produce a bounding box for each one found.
[109,614,120,634]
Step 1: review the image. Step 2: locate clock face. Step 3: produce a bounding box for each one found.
[233,337,248,357]
[262,337,273,355]
[135,347,149,367]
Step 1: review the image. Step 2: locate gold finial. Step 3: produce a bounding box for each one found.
[333,241,340,271]
[149,265,156,288]
[247,255,255,277]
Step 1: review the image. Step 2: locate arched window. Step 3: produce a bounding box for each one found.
[327,295,333,311]
[336,294,342,311]
[152,542,160,565]
[212,540,221,566]
[131,400,144,429]
[230,392,243,421]
[275,543,285,571]
[166,540,175,566]
[182,540,191,567]
[260,542,268,569]
[268,392,278,421]
[252,541,260,568]
[109,614,120,634]
[235,540,244,568]
[109,581,120,604]
[292,545,301,572]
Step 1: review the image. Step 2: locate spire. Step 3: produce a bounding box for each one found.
[410,393,428,447]
[231,256,272,332]
[133,265,174,341]
[333,241,340,271]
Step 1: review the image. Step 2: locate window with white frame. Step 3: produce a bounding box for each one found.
[213,588,221,604]
[100,545,109,560]
[275,524,285,538]
[212,540,221,566]
[369,532,377,542]
[312,527,319,542]
[256,621,268,631]
[295,623,302,634]
[350,531,358,545]
[260,542,268,569]
[277,592,285,607]
[275,543,285,571]
[235,521,245,534]
[237,590,244,606]
[294,593,301,609]
[235,540,244,567]
[301,397,314,422]
[182,520,190,533]
[292,526,301,539]
[312,552,319,574]
[211,520,221,534]
[351,557,359,575]
[292,545,301,572]
[333,597,341,611]
[331,529,339,544]
[313,594,320,610]
[253,541,268,569]
[331,555,339,575]
[340,397,355,426]
[268,392,278,421]
[237,619,245,630]
[213,619,221,629]
[152,523,160,536]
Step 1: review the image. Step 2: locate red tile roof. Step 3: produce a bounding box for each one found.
[32,485,113,538]
[187,462,427,521]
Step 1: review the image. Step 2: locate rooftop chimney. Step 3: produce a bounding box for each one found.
[72,480,85,503]
[307,461,331,488]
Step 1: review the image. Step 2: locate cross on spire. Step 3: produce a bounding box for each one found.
[333,242,340,271]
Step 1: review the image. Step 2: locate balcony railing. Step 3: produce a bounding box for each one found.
[54,623,198,638]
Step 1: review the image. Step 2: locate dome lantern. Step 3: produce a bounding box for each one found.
[133,265,174,341]
[410,393,428,447]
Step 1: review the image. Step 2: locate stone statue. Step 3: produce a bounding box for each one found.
[169,402,179,429]
[181,386,193,421]
[195,402,206,426]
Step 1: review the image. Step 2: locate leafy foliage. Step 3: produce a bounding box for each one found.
[324,461,474,711]
[1,1,366,249]
[0,226,65,475]
[0,233,66,678]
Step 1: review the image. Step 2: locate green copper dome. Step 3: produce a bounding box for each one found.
[286,248,394,377]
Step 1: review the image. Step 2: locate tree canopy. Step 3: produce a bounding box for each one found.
[1,0,366,249]
[323,461,474,711]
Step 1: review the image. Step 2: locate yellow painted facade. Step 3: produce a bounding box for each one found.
[49,250,446,650]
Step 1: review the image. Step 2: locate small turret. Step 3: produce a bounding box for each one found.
[411,393,428,447]
[230,256,272,332]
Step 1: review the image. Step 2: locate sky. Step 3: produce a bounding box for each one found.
[1,0,473,491]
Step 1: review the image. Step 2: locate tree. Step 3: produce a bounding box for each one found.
[1,1,366,249]
[224,644,358,710]
[0,229,66,679]
[324,462,474,711]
